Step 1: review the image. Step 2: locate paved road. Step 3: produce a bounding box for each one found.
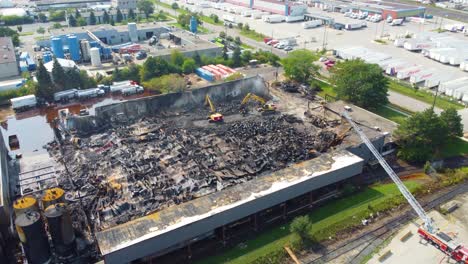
[384,0,468,23]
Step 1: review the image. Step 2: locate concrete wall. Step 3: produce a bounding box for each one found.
[346,136,385,163]
[71,76,267,134]
[0,129,10,240]
[0,61,19,79]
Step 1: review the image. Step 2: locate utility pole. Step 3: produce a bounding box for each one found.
[432,82,440,110]
[322,24,328,50]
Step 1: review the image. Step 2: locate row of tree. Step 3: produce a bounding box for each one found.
[35,58,96,101]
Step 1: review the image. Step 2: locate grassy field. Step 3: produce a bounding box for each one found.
[388,79,464,110]
[239,29,267,42]
[168,22,210,34]
[440,137,468,158]
[314,78,336,97]
[198,181,421,264]
[371,105,410,124]
[19,32,34,36]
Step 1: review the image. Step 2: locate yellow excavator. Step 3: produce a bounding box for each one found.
[205,95,224,123]
[241,93,277,114]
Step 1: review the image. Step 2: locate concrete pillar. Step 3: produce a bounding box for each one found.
[187,243,192,260]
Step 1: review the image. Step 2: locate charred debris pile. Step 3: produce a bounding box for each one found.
[47,104,341,231]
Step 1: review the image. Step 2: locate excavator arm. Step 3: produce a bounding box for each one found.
[205,95,216,113]
[241,93,267,105]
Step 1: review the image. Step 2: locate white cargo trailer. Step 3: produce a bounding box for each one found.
[385,62,413,75]
[263,15,285,23]
[286,15,304,23]
[403,40,436,51]
[396,66,423,80]
[449,55,468,66]
[460,60,468,71]
[439,77,468,94]
[452,86,468,100]
[122,86,144,96]
[394,38,407,47]
[345,22,366,30]
[241,10,254,17]
[390,19,404,26]
[252,11,269,19]
[409,69,436,84]
[445,82,468,97]
[303,20,322,28]
[11,95,37,111]
[424,74,455,89]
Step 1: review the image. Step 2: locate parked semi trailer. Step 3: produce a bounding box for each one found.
[303,20,322,29]
[122,86,144,96]
[11,95,37,111]
[54,89,78,102]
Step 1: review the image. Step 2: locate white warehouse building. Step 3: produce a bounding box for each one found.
[222,0,307,16]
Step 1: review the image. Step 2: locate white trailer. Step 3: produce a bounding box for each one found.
[385,61,413,75]
[252,11,269,19]
[445,82,468,97]
[394,38,407,47]
[396,66,423,80]
[286,15,304,23]
[223,14,237,26]
[460,60,468,72]
[11,95,37,111]
[377,59,404,70]
[409,69,436,84]
[345,22,366,30]
[263,15,285,23]
[403,40,436,51]
[54,89,78,102]
[390,19,404,26]
[449,55,468,66]
[279,38,297,46]
[77,88,105,99]
[439,77,468,94]
[241,10,254,17]
[452,86,468,100]
[424,74,455,89]
[429,48,456,60]
[122,86,144,96]
[302,20,322,29]
[462,93,468,103]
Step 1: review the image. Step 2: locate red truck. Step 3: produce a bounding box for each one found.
[418,228,468,263]
[263,37,272,43]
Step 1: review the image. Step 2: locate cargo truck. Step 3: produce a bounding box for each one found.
[345,22,366,30]
[390,18,404,26]
[11,95,37,111]
[286,15,304,23]
[122,86,144,96]
[263,15,285,23]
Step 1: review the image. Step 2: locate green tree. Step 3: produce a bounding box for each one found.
[290,215,312,241]
[0,27,20,46]
[16,25,22,32]
[38,13,47,22]
[232,47,242,67]
[110,17,115,26]
[52,23,62,29]
[222,44,228,61]
[140,57,170,82]
[66,68,81,89]
[89,10,97,25]
[103,10,110,24]
[394,109,449,162]
[77,17,87,27]
[170,50,185,67]
[440,108,463,137]
[116,8,123,22]
[68,14,77,27]
[193,52,202,66]
[282,49,320,83]
[128,9,135,21]
[112,67,124,82]
[237,22,243,30]
[241,50,252,63]
[49,10,66,22]
[79,70,97,89]
[137,0,154,19]
[219,31,226,39]
[171,2,179,9]
[51,58,67,91]
[182,58,196,74]
[35,61,55,101]
[75,9,81,18]
[331,59,388,109]
[143,74,185,94]
[210,14,219,23]
[244,23,250,31]
[234,36,241,46]
[225,72,244,81]
[36,27,45,35]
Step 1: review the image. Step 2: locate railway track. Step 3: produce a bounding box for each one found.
[303,181,468,264]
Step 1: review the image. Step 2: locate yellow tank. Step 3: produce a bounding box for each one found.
[13,196,38,215]
[41,188,65,209]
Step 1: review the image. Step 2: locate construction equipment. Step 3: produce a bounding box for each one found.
[204,95,224,123]
[342,111,468,263]
[241,93,277,113]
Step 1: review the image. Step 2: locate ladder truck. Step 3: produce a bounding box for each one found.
[342,111,468,263]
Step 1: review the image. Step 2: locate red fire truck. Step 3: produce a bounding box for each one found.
[418,228,468,263]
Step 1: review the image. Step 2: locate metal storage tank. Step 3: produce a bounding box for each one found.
[80,40,91,61]
[41,187,65,209]
[190,16,198,33]
[89,41,98,48]
[42,52,52,63]
[44,203,76,258]
[102,47,111,59]
[15,211,51,264]
[90,47,101,67]
[51,37,64,58]
[128,22,138,42]
[13,196,38,215]
[67,35,80,61]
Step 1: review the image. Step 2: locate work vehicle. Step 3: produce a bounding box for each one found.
[263,37,273,43]
[205,95,224,123]
[77,88,105,100]
[241,93,277,114]
[136,51,147,60]
[343,111,468,264]
[11,95,37,111]
[54,89,78,102]
[122,86,144,96]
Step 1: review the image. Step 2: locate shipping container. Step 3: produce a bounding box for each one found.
[424,74,455,89]
[409,69,436,84]
[439,77,468,94]
[396,66,423,80]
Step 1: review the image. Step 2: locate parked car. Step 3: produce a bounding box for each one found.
[284,46,293,51]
